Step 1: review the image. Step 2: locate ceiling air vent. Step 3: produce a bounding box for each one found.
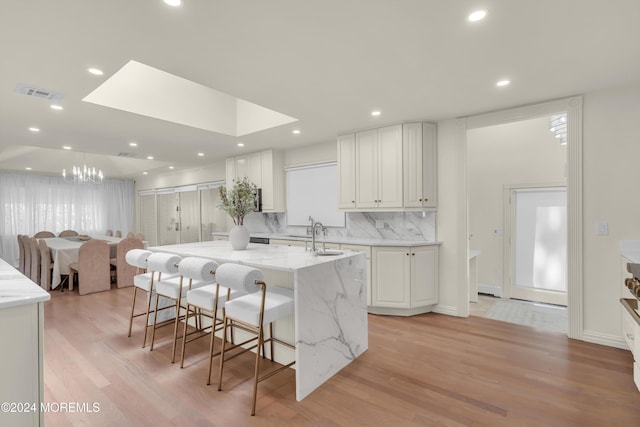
[115,152,137,158]
[15,83,63,101]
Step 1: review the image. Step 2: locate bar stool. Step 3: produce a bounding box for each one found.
[150,257,217,362]
[180,265,245,383]
[128,251,180,348]
[216,263,295,416]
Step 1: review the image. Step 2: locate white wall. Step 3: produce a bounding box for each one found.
[439,77,640,345]
[467,117,567,294]
[284,141,336,167]
[134,160,226,191]
[582,78,640,339]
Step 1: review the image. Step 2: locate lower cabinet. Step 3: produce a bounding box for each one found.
[341,244,372,307]
[371,245,438,315]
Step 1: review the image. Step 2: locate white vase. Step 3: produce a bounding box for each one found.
[229,224,250,250]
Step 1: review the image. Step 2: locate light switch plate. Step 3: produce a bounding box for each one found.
[596,221,609,236]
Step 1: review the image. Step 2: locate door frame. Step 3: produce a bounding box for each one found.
[457,96,583,339]
[504,183,568,305]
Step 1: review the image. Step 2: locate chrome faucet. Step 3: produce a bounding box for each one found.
[308,216,327,254]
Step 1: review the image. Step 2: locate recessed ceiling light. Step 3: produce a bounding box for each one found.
[292,129,301,134]
[496,79,511,87]
[237,143,245,147]
[468,10,487,22]
[169,166,175,170]
[25,167,32,171]
[164,0,182,6]
[62,146,72,150]
[129,142,138,147]
[197,152,205,157]
[50,104,63,110]
[143,171,148,175]
[28,127,40,132]
[146,155,154,160]
[88,68,104,76]
[371,111,381,117]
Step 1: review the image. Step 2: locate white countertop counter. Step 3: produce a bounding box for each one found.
[469,249,481,259]
[148,241,364,272]
[213,232,441,247]
[0,257,50,309]
[621,240,640,263]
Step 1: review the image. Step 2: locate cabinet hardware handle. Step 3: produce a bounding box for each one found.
[352,200,355,203]
[627,333,634,339]
[412,253,415,256]
[406,253,409,256]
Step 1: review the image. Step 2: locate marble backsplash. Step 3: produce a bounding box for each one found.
[243,211,436,241]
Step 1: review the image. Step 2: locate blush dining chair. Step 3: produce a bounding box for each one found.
[69,239,111,295]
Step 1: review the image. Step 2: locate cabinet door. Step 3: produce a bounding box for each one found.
[261,150,274,211]
[246,151,262,187]
[355,129,379,208]
[377,124,403,208]
[337,134,357,209]
[421,123,437,208]
[342,244,372,306]
[410,246,438,307]
[225,157,236,188]
[403,122,423,208]
[372,246,410,308]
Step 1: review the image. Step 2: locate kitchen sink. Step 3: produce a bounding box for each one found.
[316,249,343,256]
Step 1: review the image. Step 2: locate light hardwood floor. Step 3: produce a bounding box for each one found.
[42,287,640,426]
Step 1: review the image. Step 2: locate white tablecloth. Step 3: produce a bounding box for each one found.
[42,235,121,289]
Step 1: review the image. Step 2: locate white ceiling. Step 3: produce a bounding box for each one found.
[1,0,639,179]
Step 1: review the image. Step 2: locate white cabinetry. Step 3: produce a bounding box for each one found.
[338,121,436,211]
[403,122,437,208]
[371,245,438,315]
[341,244,372,307]
[337,134,356,209]
[621,299,640,391]
[225,149,285,212]
[355,125,403,209]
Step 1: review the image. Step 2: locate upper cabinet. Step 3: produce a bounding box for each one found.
[403,122,437,209]
[226,149,285,212]
[338,122,437,211]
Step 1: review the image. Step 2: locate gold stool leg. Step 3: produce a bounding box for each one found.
[171,298,181,363]
[180,304,192,369]
[149,294,161,351]
[217,317,229,390]
[251,326,263,416]
[128,287,138,337]
[142,291,153,348]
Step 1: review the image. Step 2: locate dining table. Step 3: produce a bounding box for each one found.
[41,235,122,290]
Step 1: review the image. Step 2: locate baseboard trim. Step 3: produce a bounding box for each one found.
[582,330,628,350]
[368,305,436,317]
[433,304,458,316]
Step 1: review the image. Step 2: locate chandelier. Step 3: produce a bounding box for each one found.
[62,164,104,184]
[549,113,567,145]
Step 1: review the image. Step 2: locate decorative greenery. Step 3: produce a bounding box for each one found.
[218,177,257,225]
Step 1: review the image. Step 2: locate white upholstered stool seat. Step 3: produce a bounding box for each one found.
[144,252,181,350]
[186,284,244,312]
[225,287,294,327]
[150,256,217,363]
[216,263,295,416]
[125,249,156,344]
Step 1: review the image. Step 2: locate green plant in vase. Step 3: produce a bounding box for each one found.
[218,177,257,249]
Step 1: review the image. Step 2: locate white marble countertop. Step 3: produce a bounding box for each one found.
[621,240,640,263]
[148,241,364,272]
[213,232,441,247]
[0,257,50,309]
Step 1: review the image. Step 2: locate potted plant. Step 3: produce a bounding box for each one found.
[218,177,257,250]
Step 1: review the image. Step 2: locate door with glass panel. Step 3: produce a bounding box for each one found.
[157,192,180,245]
[510,187,567,306]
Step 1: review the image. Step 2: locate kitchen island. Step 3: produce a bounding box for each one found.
[0,257,50,427]
[147,241,367,401]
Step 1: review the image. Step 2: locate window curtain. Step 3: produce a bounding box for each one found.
[0,172,135,267]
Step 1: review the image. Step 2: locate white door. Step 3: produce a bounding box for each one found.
[511,187,567,306]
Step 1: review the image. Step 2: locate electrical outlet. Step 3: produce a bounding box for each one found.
[375,220,385,229]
